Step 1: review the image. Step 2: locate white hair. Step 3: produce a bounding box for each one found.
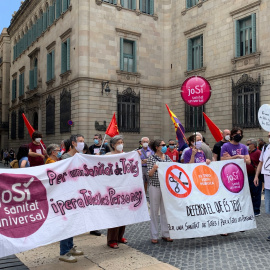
[193,132,203,139]
[141,137,149,142]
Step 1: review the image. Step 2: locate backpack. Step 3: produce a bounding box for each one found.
[10,160,19,168]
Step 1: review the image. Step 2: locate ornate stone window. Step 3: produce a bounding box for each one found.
[187,35,203,71]
[60,89,71,133]
[184,23,207,76]
[28,48,40,91]
[235,14,256,57]
[185,105,205,132]
[232,74,261,128]
[186,0,199,8]
[117,87,140,133]
[18,109,24,139]
[11,111,16,140]
[46,95,55,135]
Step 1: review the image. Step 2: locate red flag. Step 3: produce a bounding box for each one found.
[22,113,45,146]
[203,112,223,142]
[106,113,119,137]
[22,113,35,137]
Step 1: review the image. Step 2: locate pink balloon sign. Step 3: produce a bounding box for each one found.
[181,76,211,107]
[220,163,244,193]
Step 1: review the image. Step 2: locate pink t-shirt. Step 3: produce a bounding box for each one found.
[28,142,46,167]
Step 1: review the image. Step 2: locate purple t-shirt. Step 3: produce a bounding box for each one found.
[184,148,206,163]
[220,142,248,158]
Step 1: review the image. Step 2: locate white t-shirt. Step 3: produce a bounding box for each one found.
[259,144,270,190]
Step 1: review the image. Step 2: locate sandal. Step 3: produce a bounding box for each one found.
[162,237,173,242]
[108,242,119,249]
[119,238,128,244]
[151,239,158,244]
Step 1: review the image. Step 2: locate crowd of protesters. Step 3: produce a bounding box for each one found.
[3,127,270,263]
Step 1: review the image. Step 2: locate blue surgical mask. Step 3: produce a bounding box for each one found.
[94,139,99,145]
[104,142,108,145]
[169,145,175,150]
[57,152,62,158]
[161,146,167,153]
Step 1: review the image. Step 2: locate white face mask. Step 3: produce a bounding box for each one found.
[116,144,123,152]
[269,138,270,143]
[225,135,230,141]
[75,142,84,152]
[142,143,148,148]
[195,141,202,149]
[35,138,41,143]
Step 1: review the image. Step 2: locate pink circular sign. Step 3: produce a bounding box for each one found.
[220,163,244,193]
[181,76,211,107]
[0,173,48,238]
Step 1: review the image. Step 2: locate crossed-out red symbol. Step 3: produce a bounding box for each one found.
[165,165,192,198]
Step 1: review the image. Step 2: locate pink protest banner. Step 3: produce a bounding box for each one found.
[0,152,149,258]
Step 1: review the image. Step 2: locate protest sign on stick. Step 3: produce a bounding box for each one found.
[181,76,211,141]
[258,104,270,132]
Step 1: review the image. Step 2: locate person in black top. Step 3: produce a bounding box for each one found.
[212,129,231,161]
[89,134,110,155]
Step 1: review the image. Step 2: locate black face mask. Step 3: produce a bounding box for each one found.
[233,134,242,142]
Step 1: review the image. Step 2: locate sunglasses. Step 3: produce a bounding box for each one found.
[246,144,250,146]
[169,144,175,146]
[160,144,166,147]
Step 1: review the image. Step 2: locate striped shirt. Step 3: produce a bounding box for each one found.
[147,154,172,187]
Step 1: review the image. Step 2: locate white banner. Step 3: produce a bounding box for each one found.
[0,152,149,258]
[158,159,256,239]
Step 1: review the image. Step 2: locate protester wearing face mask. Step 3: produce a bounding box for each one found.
[147,139,173,244]
[59,134,84,262]
[28,131,46,167]
[165,139,179,162]
[105,135,127,249]
[220,127,251,164]
[61,134,85,160]
[184,135,211,165]
[140,137,154,194]
[212,129,231,161]
[89,134,110,155]
[194,132,213,161]
[45,144,62,164]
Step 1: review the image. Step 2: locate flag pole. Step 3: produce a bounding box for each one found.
[176,123,188,144]
[99,134,107,151]
[40,142,46,152]
[194,106,197,146]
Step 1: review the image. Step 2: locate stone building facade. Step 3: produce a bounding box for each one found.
[0,29,10,151]
[5,0,270,151]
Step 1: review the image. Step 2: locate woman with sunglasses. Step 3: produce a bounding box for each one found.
[147,139,173,244]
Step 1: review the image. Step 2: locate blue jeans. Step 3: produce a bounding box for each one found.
[248,175,262,215]
[265,189,270,214]
[60,237,73,255]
